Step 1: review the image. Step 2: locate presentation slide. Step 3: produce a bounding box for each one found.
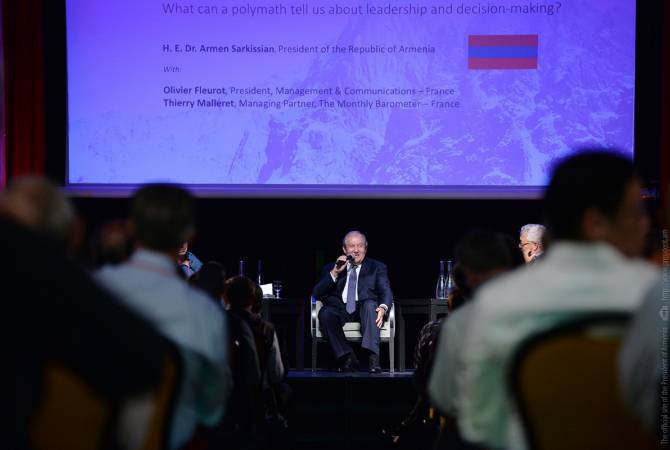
[65,1,636,195]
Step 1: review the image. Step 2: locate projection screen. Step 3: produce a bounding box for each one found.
[65,1,636,197]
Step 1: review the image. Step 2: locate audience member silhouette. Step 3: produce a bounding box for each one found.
[224,276,289,442]
[1,177,168,450]
[190,261,227,303]
[394,230,521,449]
[1,176,76,250]
[429,151,660,450]
[189,262,265,450]
[96,184,231,449]
[89,219,134,268]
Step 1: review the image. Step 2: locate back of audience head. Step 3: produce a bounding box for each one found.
[252,282,264,314]
[519,223,545,264]
[452,230,524,306]
[191,261,227,303]
[131,184,195,255]
[224,275,257,311]
[90,219,133,267]
[0,175,76,250]
[544,150,648,258]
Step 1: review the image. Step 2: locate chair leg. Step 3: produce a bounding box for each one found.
[389,337,395,374]
[312,339,317,372]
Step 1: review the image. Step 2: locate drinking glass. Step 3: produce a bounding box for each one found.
[272,280,282,299]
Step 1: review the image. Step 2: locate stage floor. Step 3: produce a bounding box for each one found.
[288,370,413,379]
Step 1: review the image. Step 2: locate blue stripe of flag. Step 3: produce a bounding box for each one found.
[468,46,538,59]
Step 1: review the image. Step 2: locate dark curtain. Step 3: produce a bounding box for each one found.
[2,0,46,179]
[662,1,670,227]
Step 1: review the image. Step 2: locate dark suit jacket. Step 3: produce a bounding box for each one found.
[312,257,393,310]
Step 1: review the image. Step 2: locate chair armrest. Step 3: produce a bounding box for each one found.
[310,296,318,338]
[388,303,395,338]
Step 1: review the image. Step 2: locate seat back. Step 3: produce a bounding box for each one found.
[140,345,182,450]
[31,346,182,450]
[31,364,111,450]
[223,313,261,433]
[509,315,657,450]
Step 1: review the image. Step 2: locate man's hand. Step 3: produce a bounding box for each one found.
[375,307,385,328]
[330,255,348,277]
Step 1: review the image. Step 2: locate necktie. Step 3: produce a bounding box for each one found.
[346,265,358,314]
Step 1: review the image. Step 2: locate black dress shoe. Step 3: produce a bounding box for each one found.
[337,353,359,372]
[368,353,382,374]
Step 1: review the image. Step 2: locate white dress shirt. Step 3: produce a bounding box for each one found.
[430,242,659,450]
[96,249,230,449]
[330,263,360,305]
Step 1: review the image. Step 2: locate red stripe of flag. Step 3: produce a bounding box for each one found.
[468,35,538,47]
[468,57,538,70]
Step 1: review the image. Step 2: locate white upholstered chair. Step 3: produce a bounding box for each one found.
[310,296,395,373]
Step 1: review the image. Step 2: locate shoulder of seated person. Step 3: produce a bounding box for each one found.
[470,268,531,306]
[186,285,223,311]
[369,258,387,267]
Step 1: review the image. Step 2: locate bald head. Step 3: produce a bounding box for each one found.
[342,230,368,265]
[342,230,368,248]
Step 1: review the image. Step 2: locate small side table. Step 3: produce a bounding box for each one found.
[395,299,449,371]
[261,297,305,370]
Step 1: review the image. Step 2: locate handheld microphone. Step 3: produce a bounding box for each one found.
[336,254,354,268]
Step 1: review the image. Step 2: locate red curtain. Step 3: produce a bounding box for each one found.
[0,2,5,187]
[2,0,46,180]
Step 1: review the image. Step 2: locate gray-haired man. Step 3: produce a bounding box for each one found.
[519,223,545,263]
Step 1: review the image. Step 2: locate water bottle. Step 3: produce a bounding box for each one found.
[239,260,245,276]
[436,260,447,300]
[446,260,456,298]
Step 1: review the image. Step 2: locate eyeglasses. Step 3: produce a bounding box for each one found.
[518,241,538,249]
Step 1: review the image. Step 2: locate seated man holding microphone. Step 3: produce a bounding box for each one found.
[313,231,393,373]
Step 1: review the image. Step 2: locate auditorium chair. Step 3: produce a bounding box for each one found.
[509,314,658,450]
[310,296,395,373]
[138,346,182,450]
[30,346,182,450]
[30,363,111,450]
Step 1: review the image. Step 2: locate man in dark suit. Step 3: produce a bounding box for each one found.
[313,231,393,373]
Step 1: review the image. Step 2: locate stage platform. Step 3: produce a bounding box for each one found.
[288,370,413,379]
[285,370,415,450]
